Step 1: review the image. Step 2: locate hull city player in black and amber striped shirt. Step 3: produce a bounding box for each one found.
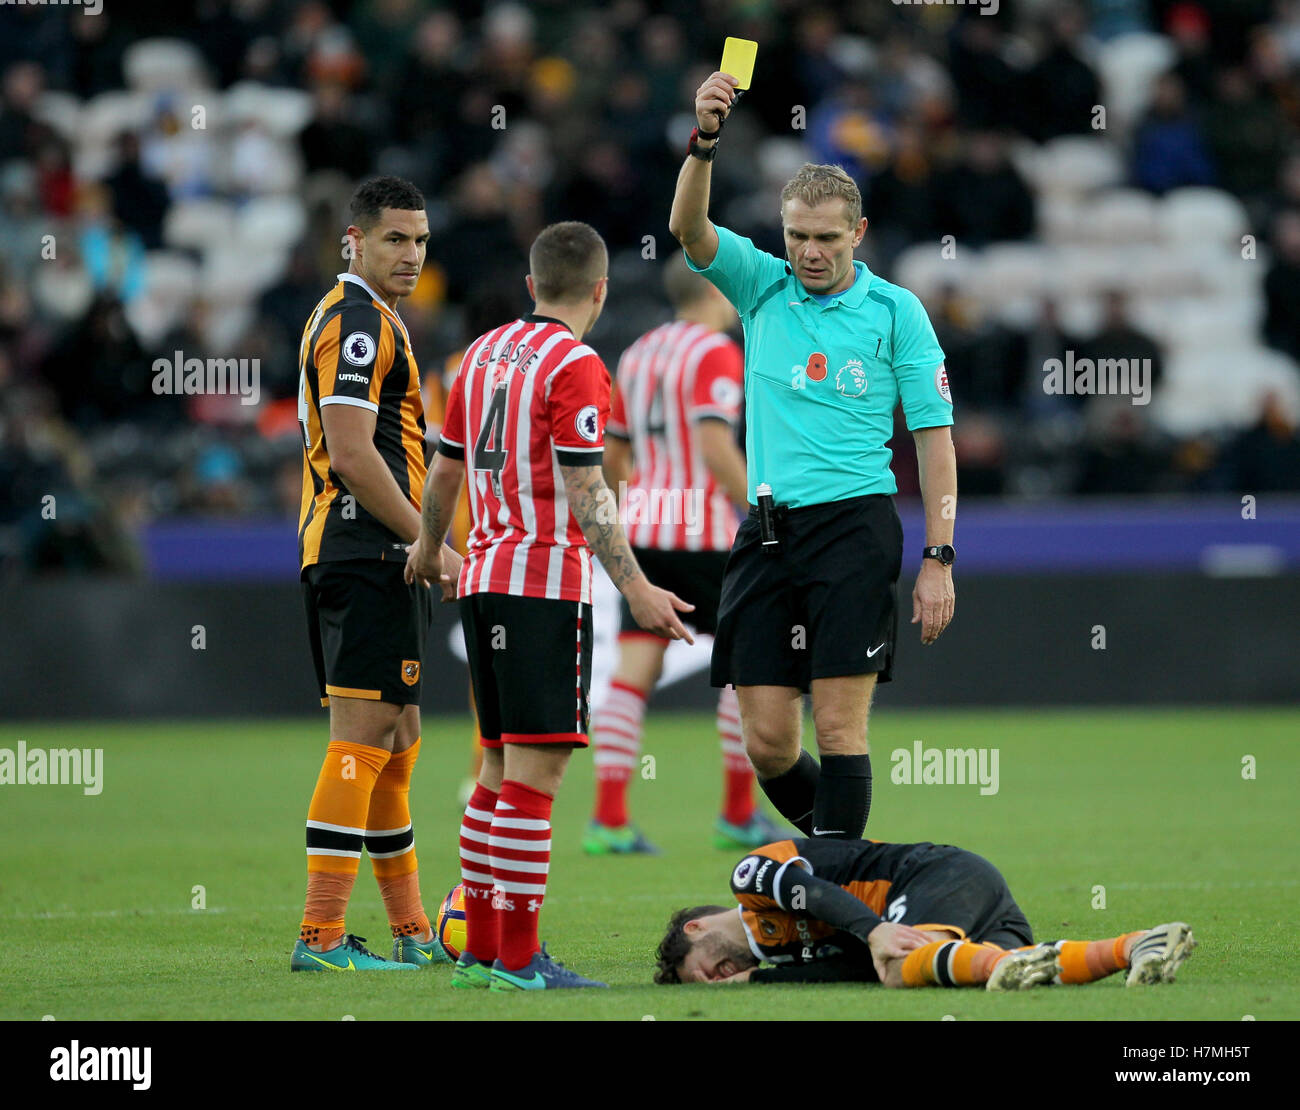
[291,177,463,974]
[655,838,1196,991]
[297,274,426,566]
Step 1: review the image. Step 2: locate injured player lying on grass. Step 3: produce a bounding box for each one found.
[654,837,1195,990]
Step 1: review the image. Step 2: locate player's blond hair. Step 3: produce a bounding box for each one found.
[780,163,862,226]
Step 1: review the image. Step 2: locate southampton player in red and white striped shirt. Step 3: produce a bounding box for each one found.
[407,222,694,991]
[585,252,779,857]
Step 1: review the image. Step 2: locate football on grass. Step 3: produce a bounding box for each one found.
[436,884,467,961]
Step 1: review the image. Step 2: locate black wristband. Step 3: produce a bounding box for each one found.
[687,125,721,162]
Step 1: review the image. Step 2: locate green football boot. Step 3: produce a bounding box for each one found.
[713,810,781,850]
[450,952,494,990]
[290,933,417,972]
[581,820,660,855]
[392,931,453,967]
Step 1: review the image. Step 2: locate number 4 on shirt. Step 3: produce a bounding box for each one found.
[474,385,509,496]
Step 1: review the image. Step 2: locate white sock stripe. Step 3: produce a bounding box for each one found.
[305,819,367,836]
[306,847,362,858]
[460,848,492,867]
[465,805,495,822]
[461,868,495,885]
[594,734,640,753]
[491,815,551,831]
[497,800,516,811]
[492,879,548,895]
[488,835,553,852]
[459,826,489,844]
[363,823,413,837]
[487,857,551,874]
[597,706,645,729]
[592,754,638,769]
[366,845,415,859]
[594,724,641,745]
[605,683,648,703]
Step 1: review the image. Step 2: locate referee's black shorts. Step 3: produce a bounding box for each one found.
[618,547,729,638]
[887,845,1034,950]
[460,591,593,748]
[710,494,903,693]
[302,557,433,707]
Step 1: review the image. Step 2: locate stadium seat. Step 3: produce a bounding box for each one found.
[1153,346,1300,433]
[1096,32,1176,134]
[124,251,202,346]
[891,242,980,304]
[223,82,315,137]
[1086,189,1160,244]
[201,243,288,304]
[32,91,81,144]
[123,39,209,94]
[79,90,153,148]
[1037,195,1087,244]
[1159,188,1250,250]
[163,198,237,251]
[232,195,308,253]
[978,243,1055,323]
[1027,137,1125,199]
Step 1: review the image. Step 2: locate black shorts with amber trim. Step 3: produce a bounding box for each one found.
[302,558,433,707]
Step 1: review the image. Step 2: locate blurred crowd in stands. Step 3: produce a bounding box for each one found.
[2,0,1300,575]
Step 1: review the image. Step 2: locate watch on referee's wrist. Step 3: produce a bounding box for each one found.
[922,544,955,567]
[687,125,721,162]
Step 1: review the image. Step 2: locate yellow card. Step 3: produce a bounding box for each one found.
[720,37,758,90]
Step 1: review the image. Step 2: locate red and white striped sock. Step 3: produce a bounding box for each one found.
[491,780,553,972]
[591,678,648,828]
[459,782,499,963]
[718,686,756,825]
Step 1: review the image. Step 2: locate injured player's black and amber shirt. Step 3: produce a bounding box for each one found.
[729,838,955,985]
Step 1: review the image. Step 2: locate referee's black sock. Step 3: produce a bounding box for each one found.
[811,753,872,839]
[757,750,819,837]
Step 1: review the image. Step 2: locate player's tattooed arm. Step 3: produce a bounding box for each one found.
[562,463,696,641]
[407,453,464,591]
[560,463,643,591]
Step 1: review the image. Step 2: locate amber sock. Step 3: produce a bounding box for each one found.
[901,939,1010,987]
[1055,931,1146,984]
[365,738,432,941]
[301,740,390,950]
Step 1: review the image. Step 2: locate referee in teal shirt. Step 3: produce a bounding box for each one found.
[669,71,958,846]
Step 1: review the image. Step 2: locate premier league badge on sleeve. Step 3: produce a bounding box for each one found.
[575,404,600,443]
[342,331,377,367]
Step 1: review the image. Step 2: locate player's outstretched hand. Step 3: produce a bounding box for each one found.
[867,922,934,987]
[696,71,739,132]
[404,535,442,589]
[911,560,955,645]
[438,544,463,602]
[626,578,696,644]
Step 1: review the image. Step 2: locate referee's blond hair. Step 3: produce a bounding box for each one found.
[780,163,862,226]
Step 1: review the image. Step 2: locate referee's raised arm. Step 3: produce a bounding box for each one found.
[668,71,738,268]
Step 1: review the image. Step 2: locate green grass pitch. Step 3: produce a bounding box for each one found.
[1,708,1296,1021]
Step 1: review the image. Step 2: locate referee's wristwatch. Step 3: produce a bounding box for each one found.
[922,544,956,567]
